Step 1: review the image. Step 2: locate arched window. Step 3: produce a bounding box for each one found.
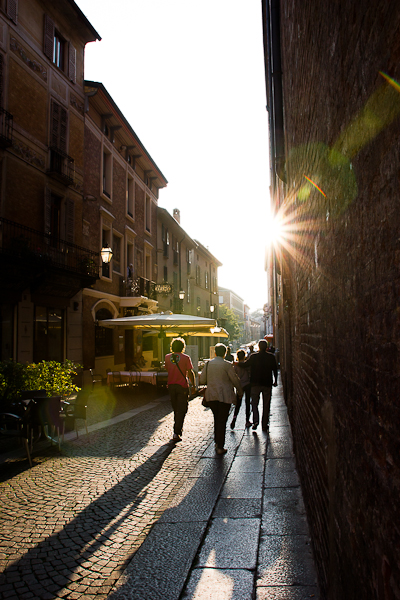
[95,308,114,357]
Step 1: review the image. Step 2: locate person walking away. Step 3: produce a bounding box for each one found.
[230,349,252,429]
[199,343,243,455]
[165,337,196,442]
[242,339,278,431]
[225,347,234,362]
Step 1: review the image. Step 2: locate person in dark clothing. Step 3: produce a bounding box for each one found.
[225,347,234,362]
[242,339,278,431]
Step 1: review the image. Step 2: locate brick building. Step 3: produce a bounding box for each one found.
[263,0,400,597]
[0,0,99,364]
[82,81,167,376]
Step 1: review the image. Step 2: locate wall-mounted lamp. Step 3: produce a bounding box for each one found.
[101,245,113,264]
[210,305,215,313]
[179,290,185,300]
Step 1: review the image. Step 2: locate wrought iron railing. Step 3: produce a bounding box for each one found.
[47,146,74,185]
[0,217,99,277]
[121,276,157,299]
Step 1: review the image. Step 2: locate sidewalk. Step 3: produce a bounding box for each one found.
[108,385,320,600]
[0,384,320,600]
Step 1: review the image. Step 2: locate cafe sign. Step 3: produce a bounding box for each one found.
[154,283,173,295]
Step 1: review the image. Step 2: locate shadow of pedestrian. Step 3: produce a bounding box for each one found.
[0,442,175,597]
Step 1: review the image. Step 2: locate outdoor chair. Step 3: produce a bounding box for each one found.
[109,371,130,389]
[0,410,33,467]
[156,371,168,389]
[29,396,64,450]
[89,369,102,390]
[63,401,88,439]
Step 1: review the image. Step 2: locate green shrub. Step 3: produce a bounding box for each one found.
[0,360,26,403]
[24,360,81,398]
[0,359,82,404]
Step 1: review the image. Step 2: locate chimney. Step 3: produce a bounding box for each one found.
[173,208,180,224]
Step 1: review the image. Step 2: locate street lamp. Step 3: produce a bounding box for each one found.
[178,290,185,314]
[101,245,113,263]
[210,304,215,317]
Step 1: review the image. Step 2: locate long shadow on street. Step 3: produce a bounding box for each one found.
[0,441,175,598]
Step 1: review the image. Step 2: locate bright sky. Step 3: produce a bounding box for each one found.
[76,0,271,312]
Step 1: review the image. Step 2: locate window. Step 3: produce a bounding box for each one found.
[34,306,64,362]
[95,309,114,357]
[163,266,168,282]
[173,237,179,265]
[53,31,65,69]
[162,225,169,257]
[112,234,121,273]
[43,14,76,82]
[6,0,18,24]
[126,241,134,278]
[197,297,201,314]
[0,304,14,360]
[145,195,151,232]
[196,265,201,286]
[145,252,151,281]
[205,271,209,290]
[102,150,112,199]
[44,188,74,246]
[127,175,134,217]
[50,101,67,152]
[187,280,190,303]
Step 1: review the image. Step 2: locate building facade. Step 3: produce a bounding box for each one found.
[263,0,400,597]
[82,81,167,375]
[156,208,222,360]
[0,0,99,365]
[218,286,245,344]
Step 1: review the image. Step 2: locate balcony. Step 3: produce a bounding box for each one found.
[0,217,99,299]
[47,146,74,186]
[0,107,13,148]
[121,276,157,299]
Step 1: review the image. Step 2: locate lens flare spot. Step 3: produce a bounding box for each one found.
[303,175,326,197]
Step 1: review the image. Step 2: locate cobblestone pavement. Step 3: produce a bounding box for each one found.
[0,391,217,599]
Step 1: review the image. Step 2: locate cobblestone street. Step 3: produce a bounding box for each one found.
[0,385,319,600]
[0,390,217,599]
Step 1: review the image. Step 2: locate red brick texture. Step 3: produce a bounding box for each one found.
[276,1,400,598]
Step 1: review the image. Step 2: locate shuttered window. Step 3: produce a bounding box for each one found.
[43,14,54,61]
[51,101,67,152]
[44,13,76,83]
[6,0,18,24]
[68,43,76,83]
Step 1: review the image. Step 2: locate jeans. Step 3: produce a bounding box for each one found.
[251,385,272,429]
[209,401,231,449]
[169,384,189,436]
[233,383,251,422]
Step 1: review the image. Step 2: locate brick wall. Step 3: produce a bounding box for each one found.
[277,1,400,598]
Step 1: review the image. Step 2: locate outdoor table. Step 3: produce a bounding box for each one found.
[107,371,167,387]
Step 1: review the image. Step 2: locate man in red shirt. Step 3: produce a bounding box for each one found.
[165,337,196,442]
